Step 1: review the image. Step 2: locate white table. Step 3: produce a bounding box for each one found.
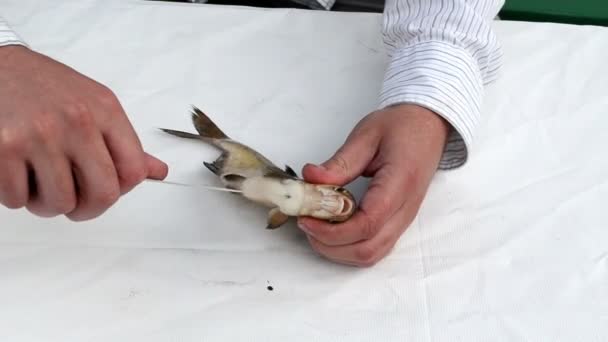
[1,1,607,341]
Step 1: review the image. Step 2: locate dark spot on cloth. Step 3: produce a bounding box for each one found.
[267,286,274,291]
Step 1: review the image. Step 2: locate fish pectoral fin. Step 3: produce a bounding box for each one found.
[284,165,297,178]
[266,208,289,229]
[221,173,247,191]
[203,161,220,175]
[222,174,246,183]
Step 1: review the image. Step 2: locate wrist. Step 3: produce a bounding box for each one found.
[0,44,29,59]
[388,103,450,143]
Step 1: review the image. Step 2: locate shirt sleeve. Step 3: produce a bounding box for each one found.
[0,15,28,48]
[379,0,504,169]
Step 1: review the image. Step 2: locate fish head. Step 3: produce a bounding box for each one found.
[307,184,356,222]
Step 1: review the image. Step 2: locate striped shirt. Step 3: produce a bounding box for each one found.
[0,0,503,169]
[381,0,504,169]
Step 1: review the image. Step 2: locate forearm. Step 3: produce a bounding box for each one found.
[380,0,504,169]
[0,15,28,48]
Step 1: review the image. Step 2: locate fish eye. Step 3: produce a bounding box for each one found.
[335,187,347,193]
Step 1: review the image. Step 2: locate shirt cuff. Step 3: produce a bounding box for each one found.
[378,40,484,170]
[0,21,28,48]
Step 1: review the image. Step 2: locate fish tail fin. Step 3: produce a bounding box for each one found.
[190,105,229,140]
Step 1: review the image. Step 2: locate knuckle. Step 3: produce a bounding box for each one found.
[120,164,147,188]
[65,211,91,222]
[381,234,399,255]
[53,193,77,214]
[376,196,393,216]
[4,201,25,210]
[25,201,60,218]
[64,102,94,129]
[64,206,95,222]
[95,186,120,207]
[362,217,380,240]
[332,153,349,173]
[354,244,378,266]
[365,180,397,218]
[51,201,74,215]
[81,176,121,212]
[1,193,27,209]
[97,87,121,110]
[0,128,26,155]
[31,112,59,142]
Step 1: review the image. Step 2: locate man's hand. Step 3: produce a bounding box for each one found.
[0,45,168,220]
[297,104,449,267]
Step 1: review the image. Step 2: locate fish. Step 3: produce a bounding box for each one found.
[158,106,357,229]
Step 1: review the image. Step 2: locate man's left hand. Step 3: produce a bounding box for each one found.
[297,104,450,267]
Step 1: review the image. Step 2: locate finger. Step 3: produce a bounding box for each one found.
[25,152,77,217]
[95,94,149,194]
[144,152,169,180]
[0,158,29,209]
[298,161,415,246]
[306,200,415,267]
[64,130,121,221]
[302,121,380,186]
[103,128,147,195]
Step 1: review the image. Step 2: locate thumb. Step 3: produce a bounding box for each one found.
[303,126,379,185]
[144,152,169,180]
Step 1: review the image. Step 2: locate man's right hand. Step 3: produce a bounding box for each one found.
[0,45,168,221]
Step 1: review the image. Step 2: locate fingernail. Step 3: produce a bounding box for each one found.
[307,162,321,168]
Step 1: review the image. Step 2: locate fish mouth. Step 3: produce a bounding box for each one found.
[317,186,355,219]
[337,195,353,216]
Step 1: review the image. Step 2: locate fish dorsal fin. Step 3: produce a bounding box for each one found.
[264,167,295,180]
[284,165,297,177]
[190,105,229,139]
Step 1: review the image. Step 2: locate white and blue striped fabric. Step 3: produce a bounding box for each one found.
[380,0,504,169]
[0,16,28,48]
[0,0,503,169]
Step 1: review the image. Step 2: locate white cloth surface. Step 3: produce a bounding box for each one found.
[0,1,607,341]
